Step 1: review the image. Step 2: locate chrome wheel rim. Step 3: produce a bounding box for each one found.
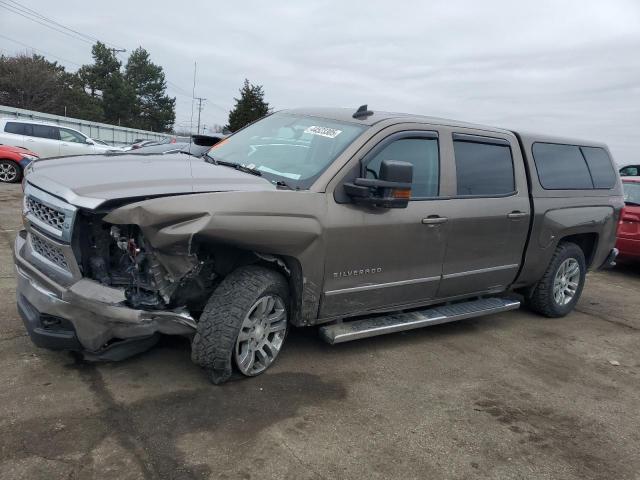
[553,258,580,306]
[235,294,287,376]
[0,163,17,182]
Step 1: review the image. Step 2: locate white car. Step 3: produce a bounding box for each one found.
[0,118,123,158]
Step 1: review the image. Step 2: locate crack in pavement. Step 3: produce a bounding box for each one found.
[575,307,640,331]
[69,356,164,480]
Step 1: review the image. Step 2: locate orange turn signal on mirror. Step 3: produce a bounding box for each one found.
[392,188,411,199]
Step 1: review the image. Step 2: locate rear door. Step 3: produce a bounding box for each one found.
[436,130,531,298]
[24,124,61,158]
[2,121,27,148]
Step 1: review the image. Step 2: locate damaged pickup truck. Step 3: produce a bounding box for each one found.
[15,106,623,384]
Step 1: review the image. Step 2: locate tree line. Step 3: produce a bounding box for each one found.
[0,42,176,132]
[0,42,271,134]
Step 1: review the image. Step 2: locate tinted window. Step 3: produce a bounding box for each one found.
[580,147,616,189]
[4,122,26,135]
[532,143,593,189]
[31,125,59,140]
[620,165,640,177]
[59,128,85,143]
[365,137,439,198]
[453,139,515,196]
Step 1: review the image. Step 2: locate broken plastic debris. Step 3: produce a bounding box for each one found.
[608,360,620,366]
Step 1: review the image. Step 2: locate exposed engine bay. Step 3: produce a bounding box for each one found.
[76,212,217,312]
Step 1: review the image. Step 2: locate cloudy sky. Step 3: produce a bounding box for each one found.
[1,0,639,164]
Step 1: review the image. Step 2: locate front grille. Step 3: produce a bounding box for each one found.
[26,197,66,232]
[31,234,69,270]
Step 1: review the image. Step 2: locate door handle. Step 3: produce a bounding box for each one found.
[422,216,448,225]
[507,211,528,219]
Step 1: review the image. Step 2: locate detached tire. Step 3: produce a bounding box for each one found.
[526,242,586,318]
[191,265,289,385]
[0,160,21,183]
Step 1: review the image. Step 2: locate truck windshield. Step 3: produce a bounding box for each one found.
[206,113,366,189]
[623,181,640,205]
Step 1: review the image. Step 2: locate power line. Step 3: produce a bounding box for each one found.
[0,33,83,67]
[5,0,103,44]
[0,0,125,50]
[0,3,93,45]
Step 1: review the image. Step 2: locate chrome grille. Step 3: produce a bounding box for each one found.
[26,197,66,232]
[23,184,77,242]
[31,234,69,270]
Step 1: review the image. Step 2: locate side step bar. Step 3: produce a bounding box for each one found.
[319,297,520,344]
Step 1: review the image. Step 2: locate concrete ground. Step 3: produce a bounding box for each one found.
[0,183,638,480]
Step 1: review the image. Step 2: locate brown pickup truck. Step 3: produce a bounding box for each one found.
[15,106,622,384]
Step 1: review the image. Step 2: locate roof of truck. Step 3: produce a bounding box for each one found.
[283,107,513,133]
[282,108,609,150]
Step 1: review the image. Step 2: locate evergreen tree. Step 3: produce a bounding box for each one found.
[1,42,176,132]
[124,47,176,132]
[0,54,67,113]
[225,79,270,132]
[77,42,121,98]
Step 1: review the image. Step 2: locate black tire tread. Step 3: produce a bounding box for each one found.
[526,242,586,318]
[191,265,288,384]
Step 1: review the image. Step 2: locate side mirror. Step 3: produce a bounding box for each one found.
[85,138,94,145]
[344,159,413,208]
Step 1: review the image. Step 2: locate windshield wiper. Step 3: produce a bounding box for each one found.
[204,152,218,164]
[179,150,198,157]
[275,179,298,190]
[216,160,262,177]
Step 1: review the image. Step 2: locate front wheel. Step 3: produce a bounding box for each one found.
[526,242,586,317]
[191,265,289,384]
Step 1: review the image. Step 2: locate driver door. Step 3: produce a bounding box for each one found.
[59,128,92,156]
[320,129,449,318]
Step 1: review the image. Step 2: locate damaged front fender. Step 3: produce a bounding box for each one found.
[103,190,328,324]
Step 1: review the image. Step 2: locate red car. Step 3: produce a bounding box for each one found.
[616,177,640,261]
[0,144,39,183]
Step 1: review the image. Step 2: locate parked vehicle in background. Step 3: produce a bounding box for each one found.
[92,138,114,147]
[619,164,640,177]
[14,107,623,384]
[0,144,38,183]
[616,177,640,261]
[127,134,225,156]
[0,119,123,158]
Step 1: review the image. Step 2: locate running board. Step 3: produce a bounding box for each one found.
[319,297,520,344]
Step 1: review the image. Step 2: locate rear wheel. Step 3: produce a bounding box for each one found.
[0,160,21,183]
[191,265,289,384]
[526,242,586,317]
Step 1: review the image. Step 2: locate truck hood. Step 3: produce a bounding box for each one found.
[25,153,276,209]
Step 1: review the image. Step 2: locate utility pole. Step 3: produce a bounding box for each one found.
[194,97,206,134]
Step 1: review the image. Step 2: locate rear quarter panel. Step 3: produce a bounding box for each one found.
[513,133,623,288]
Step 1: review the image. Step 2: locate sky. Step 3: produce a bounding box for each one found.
[1,0,639,165]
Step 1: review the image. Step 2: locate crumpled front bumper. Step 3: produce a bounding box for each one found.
[14,230,197,360]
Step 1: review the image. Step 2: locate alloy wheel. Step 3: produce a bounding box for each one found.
[553,258,580,306]
[234,294,287,375]
[0,162,18,183]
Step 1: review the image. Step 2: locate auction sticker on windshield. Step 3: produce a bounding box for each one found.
[304,126,342,139]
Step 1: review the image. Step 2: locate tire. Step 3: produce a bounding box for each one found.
[0,160,21,183]
[191,265,289,385]
[526,242,586,318]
